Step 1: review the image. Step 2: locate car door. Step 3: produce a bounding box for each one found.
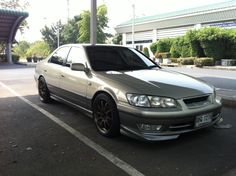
[59,46,89,109]
[44,46,71,95]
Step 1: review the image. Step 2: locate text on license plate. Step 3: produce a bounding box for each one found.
[195,113,212,128]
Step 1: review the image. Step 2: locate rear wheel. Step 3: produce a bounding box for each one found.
[38,77,51,103]
[93,94,120,137]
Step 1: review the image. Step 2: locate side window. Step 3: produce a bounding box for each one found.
[66,47,85,66]
[49,47,70,65]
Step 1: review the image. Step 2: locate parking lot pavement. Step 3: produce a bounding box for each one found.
[1,65,236,176]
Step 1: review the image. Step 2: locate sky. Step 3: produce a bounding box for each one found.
[16,0,228,42]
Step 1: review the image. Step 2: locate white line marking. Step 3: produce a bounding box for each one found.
[215,88,236,92]
[0,77,33,81]
[0,81,145,176]
[182,73,236,80]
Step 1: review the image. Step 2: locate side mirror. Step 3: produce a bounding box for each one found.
[71,63,87,72]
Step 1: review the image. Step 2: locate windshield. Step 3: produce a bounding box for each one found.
[85,46,158,71]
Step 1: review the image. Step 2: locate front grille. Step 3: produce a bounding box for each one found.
[183,95,210,108]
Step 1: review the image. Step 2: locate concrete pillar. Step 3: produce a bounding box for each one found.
[6,43,12,64]
[153,29,157,42]
[90,0,97,45]
[194,24,202,29]
[122,33,126,46]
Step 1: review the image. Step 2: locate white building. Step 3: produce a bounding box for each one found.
[115,0,236,52]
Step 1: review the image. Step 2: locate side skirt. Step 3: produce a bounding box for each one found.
[50,93,93,118]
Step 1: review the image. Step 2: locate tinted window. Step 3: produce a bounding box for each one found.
[85,46,157,71]
[66,47,85,65]
[49,47,70,65]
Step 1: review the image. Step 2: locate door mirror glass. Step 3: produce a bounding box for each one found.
[71,63,87,72]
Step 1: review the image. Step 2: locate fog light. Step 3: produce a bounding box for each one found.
[138,124,162,131]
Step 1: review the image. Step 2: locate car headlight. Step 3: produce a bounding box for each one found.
[126,94,177,108]
[126,94,150,107]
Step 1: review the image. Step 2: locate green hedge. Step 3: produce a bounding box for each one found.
[178,57,195,65]
[0,54,7,62]
[150,42,158,55]
[170,37,191,58]
[0,54,19,63]
[171,58,178,63]
[12,54,20,63]
[194,58,214,67]
[150,27,236,61]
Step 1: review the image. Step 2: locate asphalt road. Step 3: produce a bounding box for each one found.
[0,65,236,176]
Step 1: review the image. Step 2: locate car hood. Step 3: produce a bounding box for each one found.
[96,68,213,99]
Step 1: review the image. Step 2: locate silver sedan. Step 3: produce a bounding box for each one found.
[34,44,222,141]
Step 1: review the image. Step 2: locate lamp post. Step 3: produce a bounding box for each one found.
[57,26,60,48]
[90,0,97,45]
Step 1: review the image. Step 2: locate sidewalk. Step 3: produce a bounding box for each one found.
[161,63,236,71]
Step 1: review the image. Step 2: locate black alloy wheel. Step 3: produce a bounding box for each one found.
[93,94,120,137]
[38,77,51,103]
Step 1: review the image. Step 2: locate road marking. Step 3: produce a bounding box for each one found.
[166,68,236,80]
[216,88,236,92]
[181,72,236,80]
[0,81,145,176]
[0,77,33,81]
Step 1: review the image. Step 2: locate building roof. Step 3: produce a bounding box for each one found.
[0,8,28,43]
[116,0,236,28]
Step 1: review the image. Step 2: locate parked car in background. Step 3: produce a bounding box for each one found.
[34,44,222,141]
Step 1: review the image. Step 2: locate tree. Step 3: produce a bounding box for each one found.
[41,21,64,51]
[26,41,50,58]
[0,0,29,10]
[112,33,122,44]
[62,15,81,44]
[13,41,30,59]
[78,4,111,43]
[78,10,90,43]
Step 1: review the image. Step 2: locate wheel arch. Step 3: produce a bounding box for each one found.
[91,89,118,109]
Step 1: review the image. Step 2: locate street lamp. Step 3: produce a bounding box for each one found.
[57,26,60,48]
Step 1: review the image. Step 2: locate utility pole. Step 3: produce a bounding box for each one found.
[132,4,135,48]
[90,0,97,45]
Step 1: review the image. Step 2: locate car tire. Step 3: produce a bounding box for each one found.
[93,94,120,137]
[38,77,51,103]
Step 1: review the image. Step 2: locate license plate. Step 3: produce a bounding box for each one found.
[195,113,212,128]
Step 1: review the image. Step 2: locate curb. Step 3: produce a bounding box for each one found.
[203,66,236,71]
[222,98,236,107]
[15,62,37,67]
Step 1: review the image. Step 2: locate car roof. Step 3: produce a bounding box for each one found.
[60,43,130,49]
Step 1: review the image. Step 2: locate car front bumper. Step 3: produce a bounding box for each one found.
[117,102,222,141]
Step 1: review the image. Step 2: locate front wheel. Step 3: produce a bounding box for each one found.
[93,94,120,137]
[38,77,51,103]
